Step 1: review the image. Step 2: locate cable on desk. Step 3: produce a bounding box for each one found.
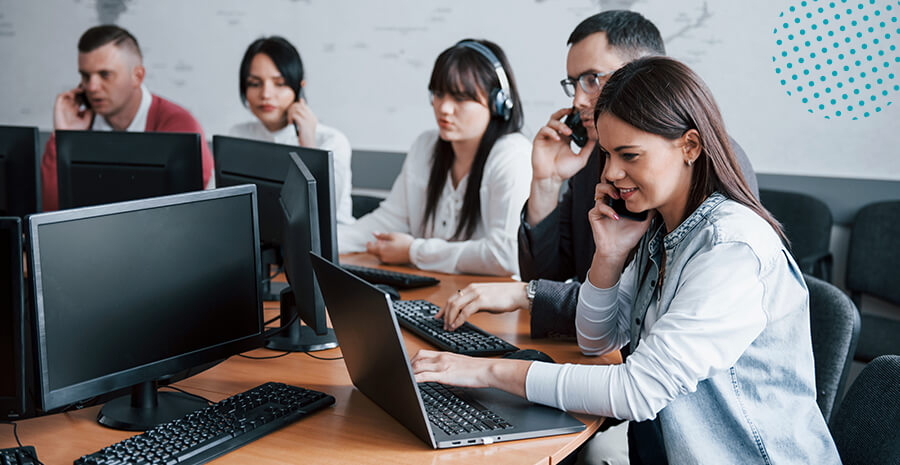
[303,352,343,361]
[158,385,213,405]
[238,351,292,360]
[264,315,280,326]
[260,265,283,285]
[0,421,45,465]
[262,314,299,338]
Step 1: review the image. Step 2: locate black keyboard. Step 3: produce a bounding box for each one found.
[0,446,39,465]
[392,300,518,356]
[419,382,512,435]
[75,382,334,465]
[341,264,439,289]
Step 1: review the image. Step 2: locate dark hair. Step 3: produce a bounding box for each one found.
[592,56,787,245]
[423,38,524,240]
[567,10,665,60]
[239,36,304,106]
[78,25,142,59]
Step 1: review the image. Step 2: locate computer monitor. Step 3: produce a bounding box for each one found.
[55,130,204,210]
[28,185,263,431]
[0,125,41,218]
[265,153,337,352]
[213,135,338,262]
[0,217,26,419]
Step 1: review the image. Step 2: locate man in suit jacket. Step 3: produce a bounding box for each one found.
[40,25,214,211]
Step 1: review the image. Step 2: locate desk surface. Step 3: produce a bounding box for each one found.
[3,254,619,465]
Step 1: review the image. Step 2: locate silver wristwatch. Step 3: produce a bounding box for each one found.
[526,280,538,309]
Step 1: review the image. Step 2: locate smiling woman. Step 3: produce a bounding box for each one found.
[337,39,532,277]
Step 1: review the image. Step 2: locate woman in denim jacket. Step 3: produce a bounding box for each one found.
[412,56,841,463]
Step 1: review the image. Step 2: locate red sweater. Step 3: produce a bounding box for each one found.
[40,94,215,211]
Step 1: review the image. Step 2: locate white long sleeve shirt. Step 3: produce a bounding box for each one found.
[228,120,355,225]
[338,130,532,276]
[525,242,768,421]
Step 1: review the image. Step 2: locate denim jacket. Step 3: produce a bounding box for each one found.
[629,193,840,463]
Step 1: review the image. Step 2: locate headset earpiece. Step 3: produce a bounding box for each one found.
[457,41,513,121]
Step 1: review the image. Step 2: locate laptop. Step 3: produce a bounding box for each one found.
[309,253,585,448]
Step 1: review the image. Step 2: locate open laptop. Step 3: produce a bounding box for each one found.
[309,253,585,448]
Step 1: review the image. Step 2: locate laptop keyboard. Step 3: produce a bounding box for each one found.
[419,382,513,436]
[392,300,518,356]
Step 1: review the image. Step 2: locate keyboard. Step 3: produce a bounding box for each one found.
[75,382,334,465]
[392,300,518,356]
[0,446,39,465]
[341,264,440,289]
[419,382,513,435]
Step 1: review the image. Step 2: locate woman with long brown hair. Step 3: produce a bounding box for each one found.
[412,56,840,463]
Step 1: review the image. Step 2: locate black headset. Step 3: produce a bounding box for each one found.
[456,40,514,121]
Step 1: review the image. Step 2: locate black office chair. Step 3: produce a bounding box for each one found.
[829,355,900,464]
[759,189,833,281]
[846,200,900,363]
[806,274,860,424]
[352,194,383,219]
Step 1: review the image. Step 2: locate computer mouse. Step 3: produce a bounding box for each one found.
[502,349,555,363]
[373,283,401,301]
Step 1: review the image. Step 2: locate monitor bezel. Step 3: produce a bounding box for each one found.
[27,185,263,411]
[0,217,26,417]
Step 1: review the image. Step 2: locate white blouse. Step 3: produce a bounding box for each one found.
[338,130,532,276]
[228,119,354,225]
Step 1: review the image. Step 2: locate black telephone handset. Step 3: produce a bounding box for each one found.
[563,109,588,148]
[598,151,649,221]
[74,88,91,111]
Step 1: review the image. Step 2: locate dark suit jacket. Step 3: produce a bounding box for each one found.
[518,137,758,338]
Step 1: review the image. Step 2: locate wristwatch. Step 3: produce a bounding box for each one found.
[526,280,538,310]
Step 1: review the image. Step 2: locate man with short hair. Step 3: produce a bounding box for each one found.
[40,25,215,211]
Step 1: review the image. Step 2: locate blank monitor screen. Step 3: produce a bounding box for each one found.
[0,125,41,217]
[213,135,337,261]
[0,217,25,418]
[28,185,263,410]
[55,130,203,210]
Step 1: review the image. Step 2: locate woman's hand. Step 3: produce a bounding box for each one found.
[437,282,528,331]
[586,183,654,288]
[366,232,414,265]
[287,99,318,147]
[411,350,530,398]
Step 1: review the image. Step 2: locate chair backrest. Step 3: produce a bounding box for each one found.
[760,189,833,275]
[846,200,900,306]
[829,355,900,465]
[806,274,860,423]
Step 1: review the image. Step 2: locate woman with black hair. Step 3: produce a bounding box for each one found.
[338,39,531,276]
[412,56,840,463]
[229,36,354,225]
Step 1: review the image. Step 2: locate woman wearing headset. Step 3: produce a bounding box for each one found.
[338,39,531,276]
[229,36,355,225]
[412,57,840,463]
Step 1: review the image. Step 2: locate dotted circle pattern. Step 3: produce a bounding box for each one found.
[773,0,899,119]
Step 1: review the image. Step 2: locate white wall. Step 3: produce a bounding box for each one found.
[0,0,898,179]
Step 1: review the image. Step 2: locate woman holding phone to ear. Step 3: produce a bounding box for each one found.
[412,57,840,463]
[229,36,354,225]
[338,39,531,276]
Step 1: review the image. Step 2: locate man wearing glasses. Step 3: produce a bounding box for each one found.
[440,10,758,464]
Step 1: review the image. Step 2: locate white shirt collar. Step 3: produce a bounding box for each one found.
[92,84,152,132]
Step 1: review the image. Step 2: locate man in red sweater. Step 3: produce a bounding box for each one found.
[41,25,214,211]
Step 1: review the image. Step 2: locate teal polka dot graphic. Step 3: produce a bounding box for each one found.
[774,0,899,119]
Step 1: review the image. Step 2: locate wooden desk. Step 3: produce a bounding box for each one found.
[2,254,619,465]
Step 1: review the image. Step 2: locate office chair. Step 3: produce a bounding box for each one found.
[806,274,860,423]
[845,200,900,363]
[829,355,900,464]
[759,189,833,281]
[352,194,383,219]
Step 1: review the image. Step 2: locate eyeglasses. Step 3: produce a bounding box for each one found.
[559,71,613,98]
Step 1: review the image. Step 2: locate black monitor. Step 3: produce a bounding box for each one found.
[0,217,26,419]
[55,130,204,210]
[265,153,337,352]
[213,135,338,263]
[0,125,41,218]
[27,185,263,431]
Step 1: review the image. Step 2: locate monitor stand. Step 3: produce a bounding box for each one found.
[260,245,288,301]
[265,288,338,352]
[98,380,208,431]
